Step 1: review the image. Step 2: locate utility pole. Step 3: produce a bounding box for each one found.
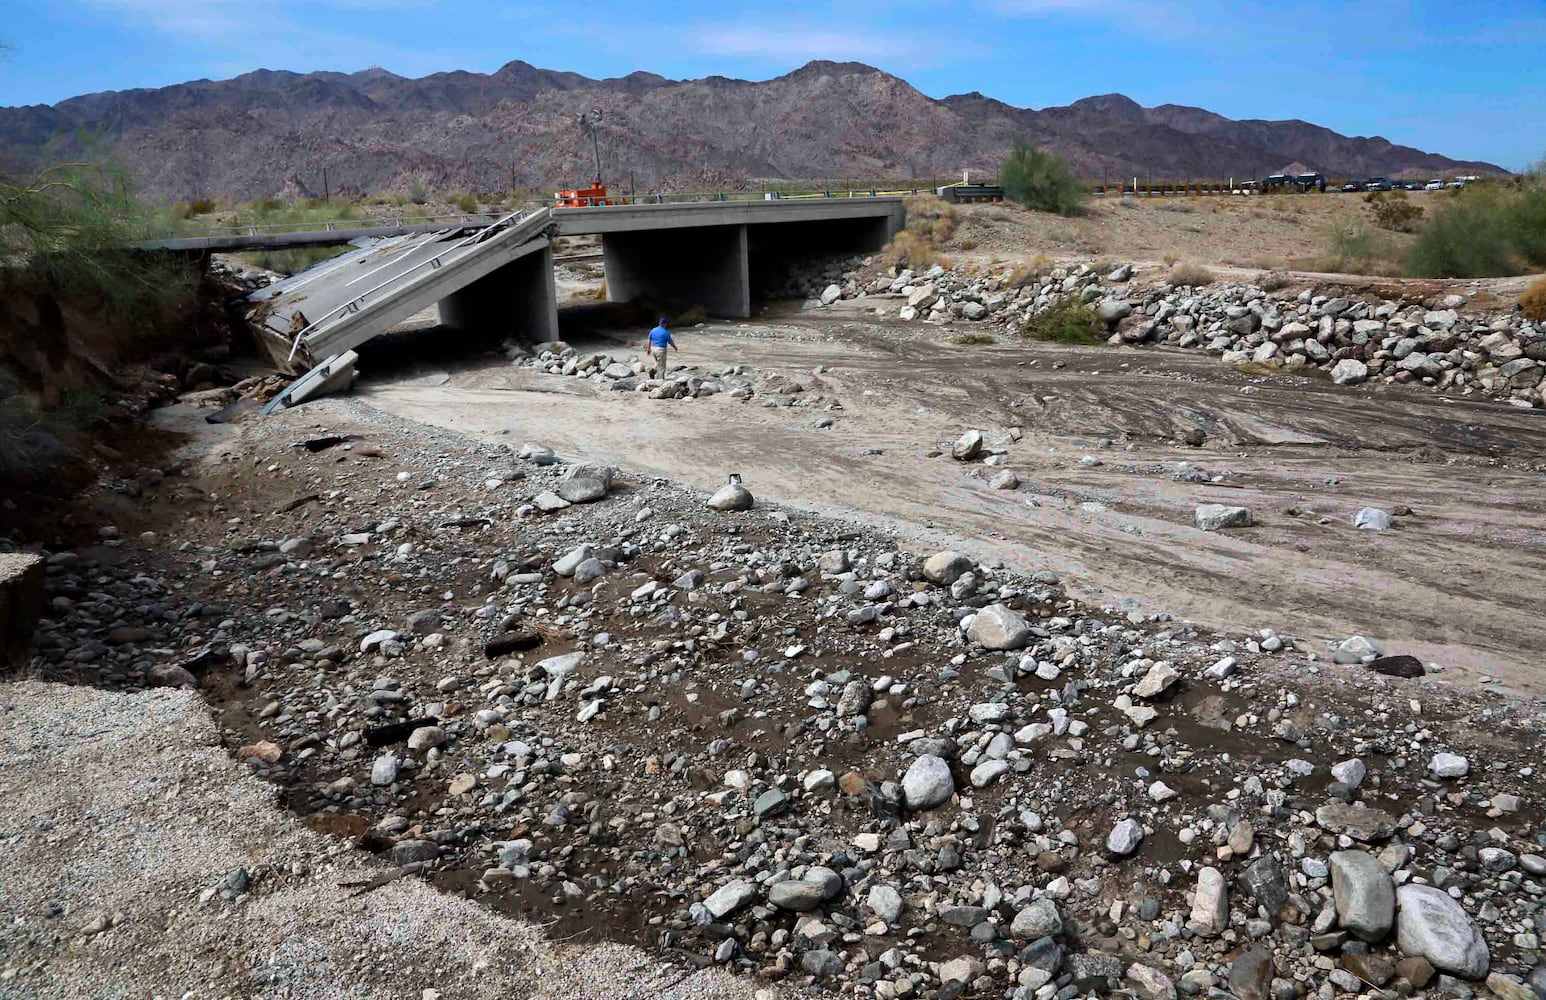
[575,109,603,186]
[322,165,329,202]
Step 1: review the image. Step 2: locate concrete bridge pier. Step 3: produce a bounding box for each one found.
[439,239,560,342]
[602,224,750,318]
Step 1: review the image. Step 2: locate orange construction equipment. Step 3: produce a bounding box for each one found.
[554,183,615,208]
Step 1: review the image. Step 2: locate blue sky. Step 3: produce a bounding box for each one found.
[1,0,1543,169]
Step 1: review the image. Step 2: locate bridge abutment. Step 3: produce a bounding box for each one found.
[602,224,750,318]
[438,240,559,342]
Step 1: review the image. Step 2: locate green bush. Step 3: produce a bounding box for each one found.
[1020,298,1103,344]
[1317,216,1399,275]
[1365,190,1424,232]
[449,191,478,214]
[1406,187,1520,277]
[948,333,996,345]
[999,142,1086,217]
[408,180,428,206]
[0,162,195,314]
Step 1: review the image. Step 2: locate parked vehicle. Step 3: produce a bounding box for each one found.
[1401,181,1425,191]
[1295,172,1327,191]
[1365,177,1394,191]
[1341,181,1363,192]
[1425,179,1445,191]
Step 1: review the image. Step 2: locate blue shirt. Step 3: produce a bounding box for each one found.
[648,326,675,348]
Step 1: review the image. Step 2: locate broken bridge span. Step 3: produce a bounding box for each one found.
[244,197,907,370]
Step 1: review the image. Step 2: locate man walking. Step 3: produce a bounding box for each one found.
[644,317,676,380]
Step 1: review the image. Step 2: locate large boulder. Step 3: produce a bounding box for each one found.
[1011,898,1064,940]
[967,604,1031,650]
[1331,359,1369,385]
[1195,504,1253,531]
[952,430,985,460]
[1330,851,1394,942]
[923,551,973,585]
[708,482,754,511]
[902,754,954,811]
[557,463,615,503]
[1395,884,1489,979]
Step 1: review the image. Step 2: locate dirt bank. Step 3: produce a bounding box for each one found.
[0,679,769,1000]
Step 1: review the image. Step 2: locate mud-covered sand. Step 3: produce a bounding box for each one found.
[358,312,1546,695]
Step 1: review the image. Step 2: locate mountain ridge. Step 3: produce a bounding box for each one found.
[0,60,1504,202]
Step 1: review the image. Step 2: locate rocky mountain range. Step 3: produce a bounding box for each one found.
[0,59,1504,203]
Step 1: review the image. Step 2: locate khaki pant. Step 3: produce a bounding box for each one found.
[649,346,669,379]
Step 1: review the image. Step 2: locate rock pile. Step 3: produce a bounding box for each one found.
[14,404,1546,1000]
[514,343,845,414]
[816,257,1546,408]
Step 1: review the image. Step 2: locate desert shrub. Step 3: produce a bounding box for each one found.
[449,191,478,213]
[948,333,996,346]
[1406,187,1519,278]
[883,230,937,269]
[676,305,708,326]
[1365,190,1424,232]
[0,162,195,314]
[1256,269,1292,292]
[999,141,1086,217]
[1168,262,1216,286]
[905,193,957,242]
[959,238,977,251]
[1157,200,1195,214]
[1521,276,1546,322]
[1020,298,1103,344]
[408,180,428,205]
[1006,255,1050,288]
[1317,216,1398,274]
[187,197,217,215]
[884,195,958,268]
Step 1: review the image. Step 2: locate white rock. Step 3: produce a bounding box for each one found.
[967,604,1031,650]
[1429,752,1470,779]
[708,482,754,511]
[1190,867,1228,937]
[902,754,954,811]
[1195,504,1253,531]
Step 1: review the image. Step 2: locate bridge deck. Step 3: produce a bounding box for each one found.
[246,198,906,378]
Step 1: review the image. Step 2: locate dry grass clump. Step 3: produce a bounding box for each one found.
[1168,262,1216,286]
[947,333,996,346]
[1005,253,1053,288]
[1256,269,1292,292]
[1521,276,1546,321]
[884,194,958,268]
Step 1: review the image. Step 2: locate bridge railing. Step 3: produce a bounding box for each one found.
[156,212,509,240]
[166,188,919,236]
[554,188,926,207]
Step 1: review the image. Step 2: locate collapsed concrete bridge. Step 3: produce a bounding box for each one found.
[246,198,906,371]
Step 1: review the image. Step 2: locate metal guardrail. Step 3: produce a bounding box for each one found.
[165,188,920,235]
[554,188,926,207]
[283,206,551,364]
[154,211,506,241]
